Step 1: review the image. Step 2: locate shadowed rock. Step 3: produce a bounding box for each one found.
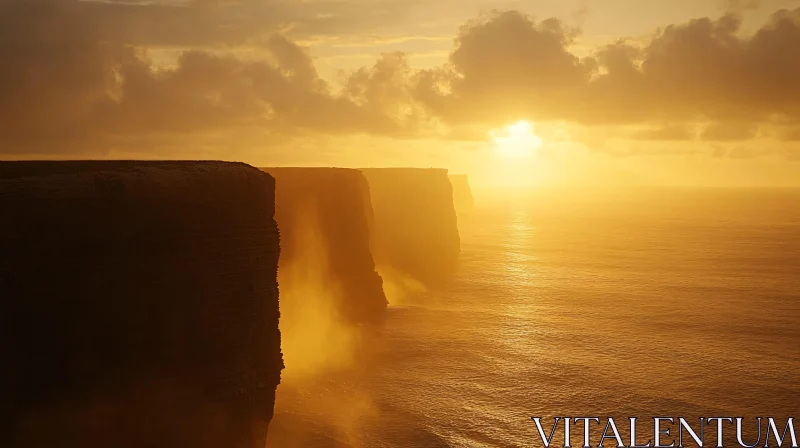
[0,161,282,448]
[261,167,386,322]
[361,168,460,288]
[449,174,474,212]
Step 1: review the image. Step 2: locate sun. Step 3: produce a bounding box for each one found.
[490,120,543,159]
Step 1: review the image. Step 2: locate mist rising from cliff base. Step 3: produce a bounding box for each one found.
[378,266,428,306]
[278,204,362,382]
[269,204,381,447]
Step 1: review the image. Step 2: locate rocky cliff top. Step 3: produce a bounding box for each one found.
[449,174,475,210]
[2,161,282,448]
[261,167,386,322]
[360,167,461,288]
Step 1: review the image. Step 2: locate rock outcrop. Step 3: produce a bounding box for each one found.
[261,167,386,322]
[361,168,461,288]
[0,161,282,448]
[449,174,475,212]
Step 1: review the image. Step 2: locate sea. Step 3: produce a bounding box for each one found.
[266,187,800,448]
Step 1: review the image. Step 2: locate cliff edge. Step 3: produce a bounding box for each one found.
[361,168,460,288]
[0,161,282,448]
[262,167,386,323]
[449,174,475,212]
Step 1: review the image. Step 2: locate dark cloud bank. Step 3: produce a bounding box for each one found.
[1,0,800,156]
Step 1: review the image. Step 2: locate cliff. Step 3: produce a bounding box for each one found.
[0,161,282,448]
[360,168,461,288]
[261,167,386,323]
[449,174,475,212]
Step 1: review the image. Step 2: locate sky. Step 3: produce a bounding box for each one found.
[1,0,800,187]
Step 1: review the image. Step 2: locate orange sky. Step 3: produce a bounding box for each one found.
[1,0,799,187]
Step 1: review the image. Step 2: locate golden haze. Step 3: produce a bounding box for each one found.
[0,1,799,187]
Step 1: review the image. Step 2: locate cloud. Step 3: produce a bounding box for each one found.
[778,126,800,141]
[413,7,800,140]
[2,1,800,157]
[344,52,418,126]
[0,0,403,154]
[713,145,761,158]
[102,47,398,134]
[700,122,759,141]
[413,10,590,126]
[633,124,697,141]
[79,0,423,48]
[722,0,765,13]
[0,0,134,153]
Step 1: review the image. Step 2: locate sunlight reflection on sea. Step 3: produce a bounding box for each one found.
[267,188,800,448]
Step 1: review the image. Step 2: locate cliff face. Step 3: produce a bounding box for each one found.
[261,168,386,322]
[361,168,461,288]
[449,174,475,212]
[0,161,282,448]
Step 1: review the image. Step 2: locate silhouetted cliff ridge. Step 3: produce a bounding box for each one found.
[361,168,460,288]
[262,167,387,322]
[0,161,282,448]
[449,174,475,212]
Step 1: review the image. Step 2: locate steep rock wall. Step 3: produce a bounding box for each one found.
[449,174,475,212]
[261,167,386,322]
[360,168,460,288]
[0,161,282,448]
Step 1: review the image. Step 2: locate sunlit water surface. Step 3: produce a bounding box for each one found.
[267,188,800,448]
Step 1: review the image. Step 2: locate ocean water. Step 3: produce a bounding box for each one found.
[266,188,800,448]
